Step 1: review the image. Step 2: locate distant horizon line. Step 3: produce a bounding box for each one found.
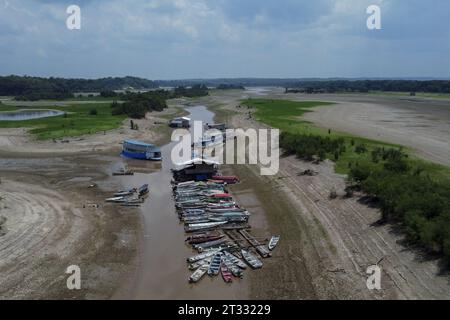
[1,74,450,81]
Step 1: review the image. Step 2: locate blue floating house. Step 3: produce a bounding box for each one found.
[121,140,162,161]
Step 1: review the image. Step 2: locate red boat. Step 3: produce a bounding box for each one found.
[212,176,239,184]
[221,262,233,283]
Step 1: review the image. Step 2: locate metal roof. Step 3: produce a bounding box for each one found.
[124,139,158,148]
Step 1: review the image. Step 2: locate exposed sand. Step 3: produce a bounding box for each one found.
[0,101,184,299]
[200,89,450,299]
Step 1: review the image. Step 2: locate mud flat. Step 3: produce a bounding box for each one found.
[295,94,450,166]
[0,102,183,299]
[199,88,450,299]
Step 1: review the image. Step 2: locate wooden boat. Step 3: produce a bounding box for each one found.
[212,175,239,184]
[220,262,233,283]
[105,196,125,203]
[187,250,220,263]
[138,184,149,196]
[185,221,227,233]
[241,249,263,269]
[194,238,228,252]
[222,256,243,278]
[187,235,224,245]
[207,252,223,276]
[188,257,212,270]
[188,264,209,283]
[268,235,280,251]
[112,169,134,176]
[223,251,247,269]
[114,188,136,197]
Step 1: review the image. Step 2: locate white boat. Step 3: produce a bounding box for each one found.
[268,235,280,251]
[187,250,220,263]
[223,251,247,269]
[188,257,212,270]
[105,196,125,203]
[185,221,227,232]
[189,264,209,283]
[241,249,263,269]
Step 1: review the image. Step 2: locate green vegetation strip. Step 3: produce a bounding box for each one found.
[243,98,450,266]
[0,102,126,140]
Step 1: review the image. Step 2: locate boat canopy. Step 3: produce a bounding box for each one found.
[124,139,157,148]
[176,157,220,167]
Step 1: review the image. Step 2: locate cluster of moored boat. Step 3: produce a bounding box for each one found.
[105,184,149,207]
[172,179,280,284]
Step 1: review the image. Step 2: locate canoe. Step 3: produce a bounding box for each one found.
[187,235,224,245]
[223,251,247,269]
[185,221,227,232]
[189,257,212,270]
[207,252,223,276]
[241,249,263,269]
[105,196,125,203]
[268,235,280,251]
[194,238,228,252]
[222,255,243,278]
[189,264,209,283]
[187,250,219,263]
[220,262,233,283]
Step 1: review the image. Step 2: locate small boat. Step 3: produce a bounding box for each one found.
[220,262,233,283]
[208,252,223,276]
[112,168,134,176]
[185,221,227,233]
[187,250,220,263]
[138,184,149,196]
[212,175,239,184]
[223,251,247,269]
[189,257,212,270]
[189,264,209,283]
[187,235,224,245]
[114,188,136,197]
[194,238,228,252]
[222,256,243,278]
[105,196,125,203]
[241,249,263,269]
[268,235,280,251]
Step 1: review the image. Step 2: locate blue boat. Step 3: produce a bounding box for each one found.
[121,140,162,161]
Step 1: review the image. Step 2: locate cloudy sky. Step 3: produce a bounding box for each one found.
[0,0,449,79]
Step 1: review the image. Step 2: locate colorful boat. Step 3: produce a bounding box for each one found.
[220,262,233,283]
[222,255,244,278]
[223,251,247,269]
[121,140,162,161]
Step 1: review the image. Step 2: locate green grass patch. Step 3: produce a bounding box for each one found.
[0,102,126,140]
[242,98,450,179]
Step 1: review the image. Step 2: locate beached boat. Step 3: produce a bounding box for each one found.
[223,251,247,269]
[194,238,228,252]
[187,250,220,263]
[122,139,162,161]
[208,252,223,276]
[241,249,263,269]
[189,264,209,283]
[112,168,134,176]
[105,196,126,203]
[138,184,149,196]
[188,257,212,270]
[222,256,243,278]
[114,188,136,197]
[268,235,280,251]
[221,262,233,283]
[187,235,224,245]
[184,221,227,233]
[212,175,239,184]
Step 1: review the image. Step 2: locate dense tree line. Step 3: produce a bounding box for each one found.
[110,86,209,119]
[280,132,346,161]
[216,84,245,90]
[0,75,156,100]
[348,148,450,266]
[173,84,209,98]
[289,80,450,93]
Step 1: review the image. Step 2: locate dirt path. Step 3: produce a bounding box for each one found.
[202,89,450,300]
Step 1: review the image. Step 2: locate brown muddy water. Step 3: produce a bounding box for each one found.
[114,106,248,299]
